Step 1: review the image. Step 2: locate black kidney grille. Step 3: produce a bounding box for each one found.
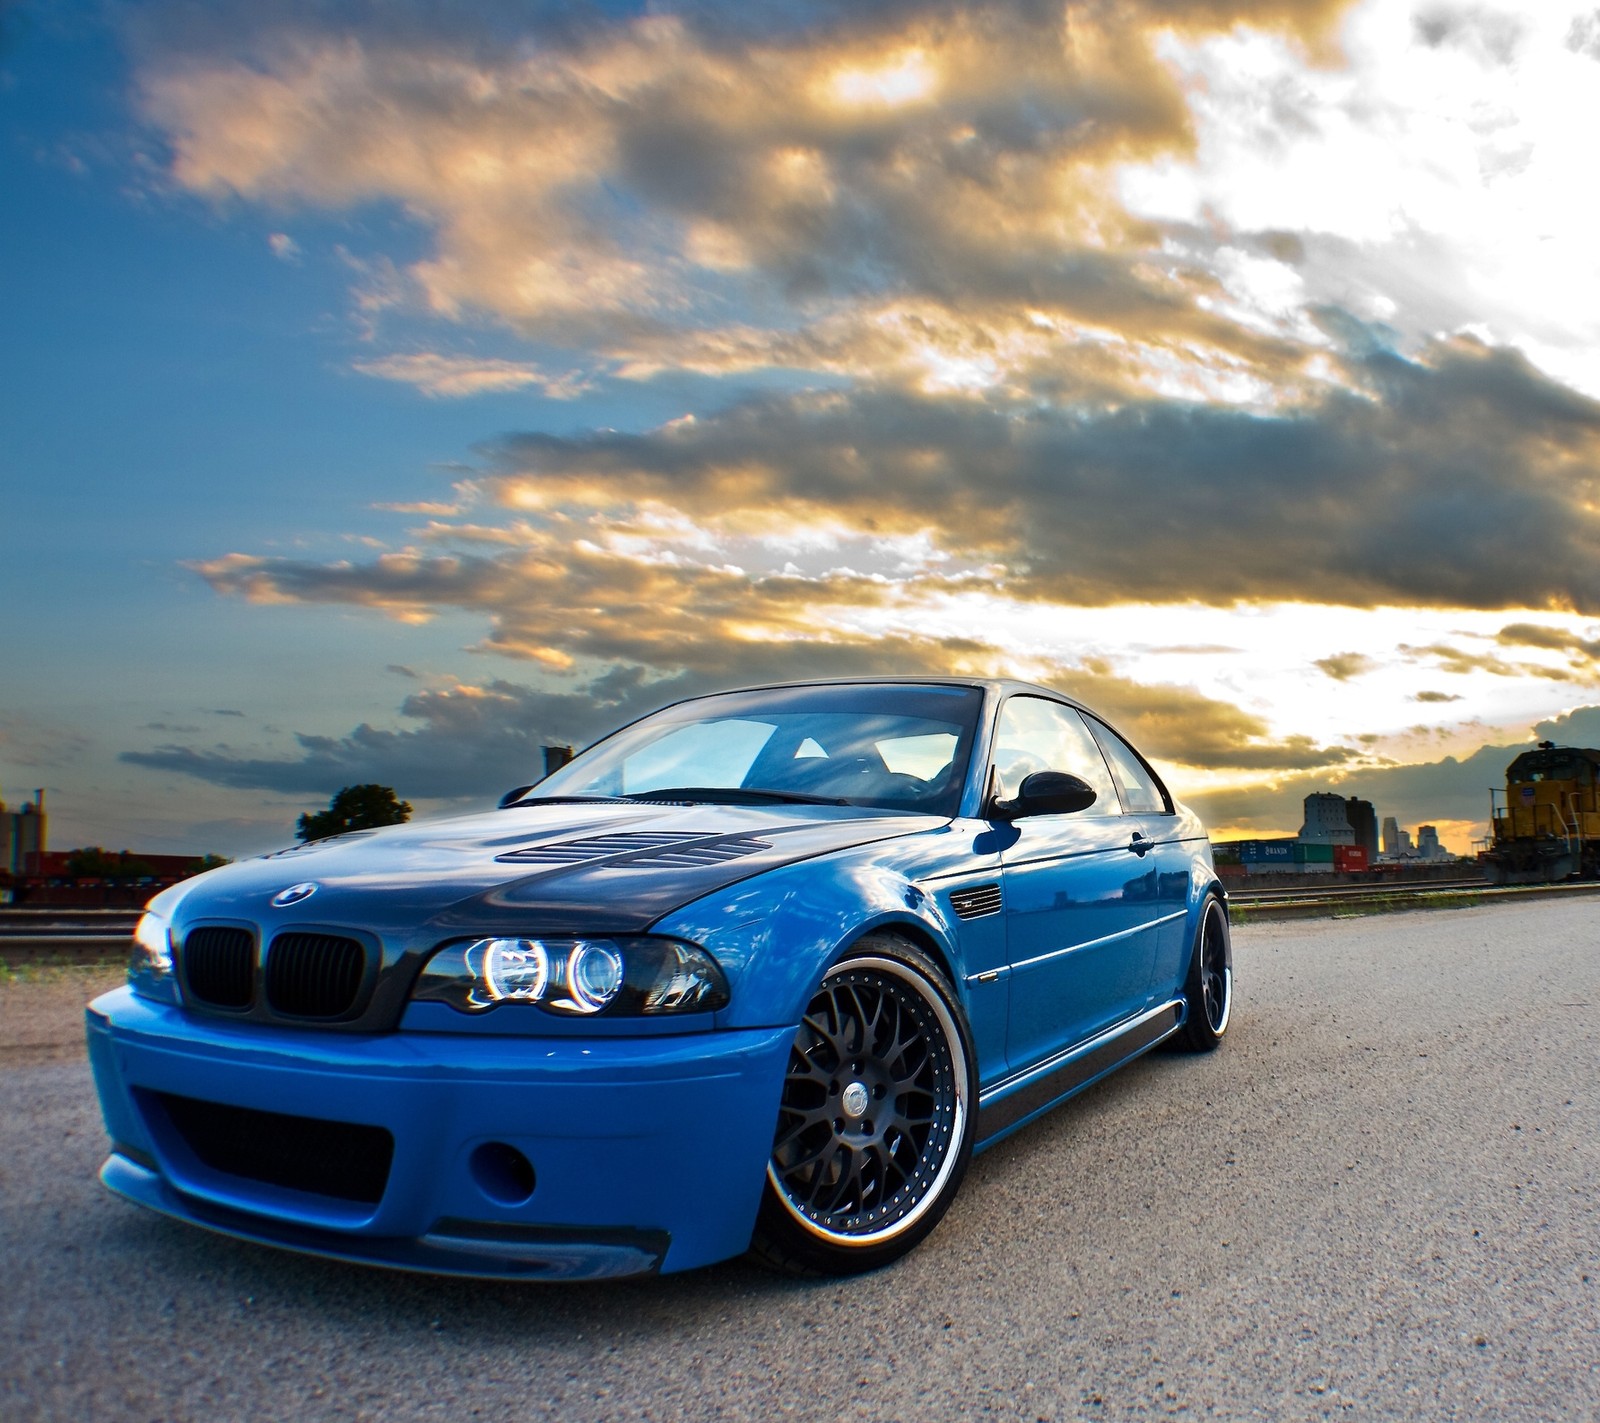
[266,933,368,1019]
[152,1091,393,1204]
[182,926,256,1009]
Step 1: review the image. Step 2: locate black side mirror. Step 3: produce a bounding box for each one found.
[498,785,537,809]
[991,771,1097,820]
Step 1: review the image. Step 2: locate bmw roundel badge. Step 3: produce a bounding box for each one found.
[270,882,319,908]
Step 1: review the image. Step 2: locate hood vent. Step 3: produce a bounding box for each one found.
[497,832,705,865]
[496,831,770,869]
[623,835,771,868]
[949,883,1003,920]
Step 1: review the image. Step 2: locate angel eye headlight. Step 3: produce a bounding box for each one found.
[412,935,729,1018]
[564,941,623,1014]
[481,938,549,1002]
[128,911,178,1004]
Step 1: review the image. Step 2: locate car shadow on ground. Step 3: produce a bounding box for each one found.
[90,1039,1228,1341]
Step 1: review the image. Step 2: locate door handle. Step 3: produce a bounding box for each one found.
[1129,833,1155,856]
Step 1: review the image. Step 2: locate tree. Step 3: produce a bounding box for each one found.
[184,854,232,877]
[297,784,413,841]
[63,847,155,881]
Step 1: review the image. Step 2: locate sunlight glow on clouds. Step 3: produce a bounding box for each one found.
[72,0,1600,847]
[824,48,940,110]
[353,352,588,399]
[1120,0,1600,396]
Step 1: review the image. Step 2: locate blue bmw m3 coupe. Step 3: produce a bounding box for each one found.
[87,678,1232,1279]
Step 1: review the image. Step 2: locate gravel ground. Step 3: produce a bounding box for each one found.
[1,900,1596,1422]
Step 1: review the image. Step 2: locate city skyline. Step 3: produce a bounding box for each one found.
[7,0,1600,858]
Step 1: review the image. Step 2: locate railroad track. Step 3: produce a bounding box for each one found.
[0,909,139,964]
[1229,876,1600,919]
[5,876,1600,961]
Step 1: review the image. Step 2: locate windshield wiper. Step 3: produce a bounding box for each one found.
[503,794,630,807]
[621,786,851,806]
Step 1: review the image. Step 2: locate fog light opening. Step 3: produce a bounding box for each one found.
[469,1141,537,1206]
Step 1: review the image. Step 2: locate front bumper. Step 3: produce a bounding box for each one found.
[86,987,794,1279]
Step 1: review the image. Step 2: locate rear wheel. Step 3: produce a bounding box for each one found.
[1176,894,1232,1051]
[750,935,976,1276]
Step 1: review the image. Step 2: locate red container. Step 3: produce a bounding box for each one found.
[1333,844,1368,872]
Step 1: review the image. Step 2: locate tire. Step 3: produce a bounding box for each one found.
[749,934,977,1276]
[1176,893,1232,1052]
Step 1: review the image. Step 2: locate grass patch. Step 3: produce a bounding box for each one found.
[0,956,127,984]
[1233,893,1483,925]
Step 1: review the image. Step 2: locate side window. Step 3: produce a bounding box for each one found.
[1088,718,1171,814]
[991,698,1118,814]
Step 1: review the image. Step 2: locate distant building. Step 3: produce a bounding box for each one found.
[1298,793,1356,844]
[1345,798,1379,859]
[1381,816,1400,857]
[1,789,46,877]
[1417,824,1443,860]
[1398,827,1414,855]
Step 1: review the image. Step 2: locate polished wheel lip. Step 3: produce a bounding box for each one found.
[768,954,969,1249]
[1199,899,1231,1036]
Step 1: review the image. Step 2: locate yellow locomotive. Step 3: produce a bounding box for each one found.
[1483,741,1600,883]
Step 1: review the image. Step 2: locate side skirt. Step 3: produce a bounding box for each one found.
[973,999,1184,1150]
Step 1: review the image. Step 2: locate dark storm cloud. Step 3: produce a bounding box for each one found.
[1196,705,1600,837]
[122,681,612,799]
[478,331,1600,612]
[1187,735,1521,836]
[1494,622,1600,675]
[1398,641,1575,681]
[121,643,1354,800]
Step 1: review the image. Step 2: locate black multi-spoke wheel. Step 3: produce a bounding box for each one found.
[750,935,975,1276]
[1177,893,1232,1051]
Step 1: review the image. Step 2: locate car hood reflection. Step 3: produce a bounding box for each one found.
[159,801,943,937]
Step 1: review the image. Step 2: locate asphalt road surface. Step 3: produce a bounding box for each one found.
[3,899,1597,1422]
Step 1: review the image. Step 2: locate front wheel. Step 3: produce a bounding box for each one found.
[749,935,977,1276]
[1176,893,1232,1051]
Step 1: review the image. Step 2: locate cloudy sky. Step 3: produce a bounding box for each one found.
[7,0,1600,858]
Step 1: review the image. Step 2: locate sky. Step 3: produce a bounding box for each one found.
[6,0,1600,860]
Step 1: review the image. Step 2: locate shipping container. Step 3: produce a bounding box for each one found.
[1294,842,1335,863]
[1239,839,1296,862]
[1333,844,1369,872]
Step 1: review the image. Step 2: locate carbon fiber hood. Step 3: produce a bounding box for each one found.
[161,800,940,937]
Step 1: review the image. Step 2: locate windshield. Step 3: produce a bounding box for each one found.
[533,683,985,816]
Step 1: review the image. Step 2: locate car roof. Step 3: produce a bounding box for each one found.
[662,676,1095,714]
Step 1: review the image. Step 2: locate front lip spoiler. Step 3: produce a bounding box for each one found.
[100,1153,668,1281]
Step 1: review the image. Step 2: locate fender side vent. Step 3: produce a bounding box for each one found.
[950,883,1003,920]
